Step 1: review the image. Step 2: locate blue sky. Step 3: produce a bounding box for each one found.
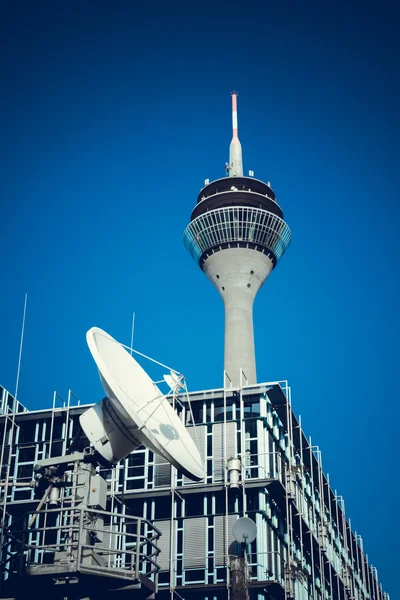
[0,0,398,593]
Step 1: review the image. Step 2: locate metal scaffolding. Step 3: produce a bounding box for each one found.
[0,381,391,600]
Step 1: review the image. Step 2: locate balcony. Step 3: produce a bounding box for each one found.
[184,206,291,267]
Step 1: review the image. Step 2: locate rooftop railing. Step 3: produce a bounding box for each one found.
[1,505,161,595]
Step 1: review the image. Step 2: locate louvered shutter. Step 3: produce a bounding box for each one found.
[213,422,237,482]
[214,514,239,566]
[183,517,207,568]
[154,453,171,487]
[154,519,171,572]
[183,425,206,485]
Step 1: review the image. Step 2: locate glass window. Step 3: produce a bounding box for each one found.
[51,418,64,440]
[244,397,260,418]
[158,572,169,585]
[154,497,171,520]
[185,569,205,583]
[208,529,214,551]
[13,489,32,501]
[18,445,36,463]
[207,434,212,456]
[50,440,63,457]
[215,493,226,515]
[6,393,15,412]
[17,463,34,480]
[186,402,204,425]
[246,490,259,512]
[125,479,145,491]
[18,421,36,444]
[228,493,243,514]
[185,495,205,517]
[127,464,145,478]
[127,452,145,467]
[245,419,257,438]
[214,400,233,422]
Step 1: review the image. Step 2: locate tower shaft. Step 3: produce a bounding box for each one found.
[204,248,273,385]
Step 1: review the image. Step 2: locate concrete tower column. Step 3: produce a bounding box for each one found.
[203,248,273,386]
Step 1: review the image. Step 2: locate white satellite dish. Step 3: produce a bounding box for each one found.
[80,327,205,481]
[163,371,184,394]
[232,517,257,544]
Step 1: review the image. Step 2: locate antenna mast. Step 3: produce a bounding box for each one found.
[228,91,243,177]
[130,311,135,356]
[15,293,27,399]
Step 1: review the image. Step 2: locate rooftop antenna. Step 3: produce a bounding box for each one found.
[130,311,135,356]
[229,91,243,177]
[15,293,27,399]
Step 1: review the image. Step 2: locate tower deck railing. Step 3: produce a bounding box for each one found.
[184,206,291,265]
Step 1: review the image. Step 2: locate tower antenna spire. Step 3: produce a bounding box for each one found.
[231,90,239,139]
[228,91,243,177]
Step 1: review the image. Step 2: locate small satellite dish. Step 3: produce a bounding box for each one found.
[163,371,184,394]
[80,327,205,481]
[232,517,257,544]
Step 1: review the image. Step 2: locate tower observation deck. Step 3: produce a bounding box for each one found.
[184,93,291,386]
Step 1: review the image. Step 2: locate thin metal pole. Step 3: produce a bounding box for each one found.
[315,448,326,600]
[96,327,181,375]
[48,391,58,459]
[285,397,294,598]
[295,419,304,593]
[366,552,372,599]
[348,516,355,596]
[354,532,361,595]
[130,312,135,356]
[358,534,367,597]
[169,484,174,596]
[308,440,316,600]
[365,554,371,599]
[239,381,246,516]
[0,393,20,563]
[15,293,27,399]
[223,371,230,596]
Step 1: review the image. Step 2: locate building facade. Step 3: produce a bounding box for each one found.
[0,382,389,600]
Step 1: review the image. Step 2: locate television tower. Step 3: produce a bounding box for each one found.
[184,93,291,386]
